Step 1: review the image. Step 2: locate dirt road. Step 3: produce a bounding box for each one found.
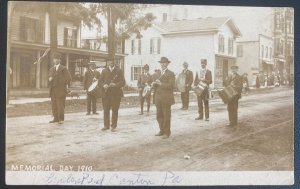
[6,87,294,171]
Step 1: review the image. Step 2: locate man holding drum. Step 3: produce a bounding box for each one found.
[153,57,175,139]
[224,65,243,126]
[137,64,152,115]
[83,61,101,115]
[194,59,212,121]
[180,62,193,110]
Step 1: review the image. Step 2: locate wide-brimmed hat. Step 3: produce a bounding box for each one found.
[158,57,171,63]
[144,64,149,70]
[53,52,61,59]
[201,59,207,65]
[231,65,239,71]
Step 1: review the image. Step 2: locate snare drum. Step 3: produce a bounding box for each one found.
[194,81,208,96]
[218,85,238,104]
[142,85,151,97]
[87,80,99,96]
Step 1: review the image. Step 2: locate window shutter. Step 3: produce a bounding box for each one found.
[131,66,133,80]
[138,39,141,54]
[131,40,134,54]
[150,39,153,54]
[20,17,26,41]
[64,28,68,46]
[157,38,161,54]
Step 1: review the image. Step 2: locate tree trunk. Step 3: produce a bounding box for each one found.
[49,3,58,65]
[107,6,116,60]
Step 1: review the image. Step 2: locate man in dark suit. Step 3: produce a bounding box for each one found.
[99,57,125,132]
[48,52,71,124]
[180,62,193,110]
[137,64,152,115]
[153,57,175,139]
[83,61,101,115]
[194,59,212,121]
[224,65,243,126]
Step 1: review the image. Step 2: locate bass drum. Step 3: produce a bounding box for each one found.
[87,80,99,96]
[176,72,186,92]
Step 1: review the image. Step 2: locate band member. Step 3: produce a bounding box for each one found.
[48,52,71,124]
[153,57,175,139]
[137,64,152,115]
[83,61,101,115]
[194,59,212,121]
[224,65,243,126]
[99,57,125,132]
[180,62,193,110]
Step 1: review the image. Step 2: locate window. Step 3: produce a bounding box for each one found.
[275,38,280,55]
[261,45,264,58]
[228,38,233,55]
[163,13,168,22]
[64,28,77,48]
[218,35,225,53]
[150,38,161,54]
[131,39,141,55]
[270,47,272,59]
[265,46,268,58]
[131,66,143,81]
[275,14,281,29]
[20,17,44,43]
[237,45,243,57]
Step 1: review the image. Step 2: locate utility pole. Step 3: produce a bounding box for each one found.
[107,5,116,60]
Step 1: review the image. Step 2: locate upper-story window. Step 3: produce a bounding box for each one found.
[237,45,243,57]
[131,39,141,55]
[150,37,161,54]
[265,46,268,58]
[218,35,225,53]
[261,45,264,58]
[228,38,233,55]
[64,28,77,48]
[20,16,44,43]
[275,14,281,30]
[163,13,168,22]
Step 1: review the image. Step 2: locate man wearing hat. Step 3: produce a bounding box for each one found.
[83,61,101,115]
[224,65,243,126]
[194,59,212,121]
[180,62,193,110]
[48,52,72,124]
[137,64,152,115]
[153,57,175,139]
[99,57,125,132]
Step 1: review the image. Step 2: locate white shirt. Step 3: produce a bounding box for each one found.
[162,68,167,75]
[55,64,60,71]
[109,66,115,72]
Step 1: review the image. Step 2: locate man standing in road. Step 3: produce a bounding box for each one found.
[153,57,175,139]
[137,64,152,115]
[99,57,125,132]
[194,59,212,121]
[48,52,72,124]
[83,61,101,115]
[224,65,243,126]
[180,62,193,110]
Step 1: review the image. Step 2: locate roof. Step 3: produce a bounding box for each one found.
[155,17,242,37]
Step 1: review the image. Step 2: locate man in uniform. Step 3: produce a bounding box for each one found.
[194,59,212,121]
[83,61,101,115]
[99,57,125,132]
[48,52,72,124]
[153,57,175,139]
[224,65,243,126]
[180,62,193,110]
[137,64,152,115]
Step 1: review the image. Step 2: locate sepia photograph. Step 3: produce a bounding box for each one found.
[5,1,295,186]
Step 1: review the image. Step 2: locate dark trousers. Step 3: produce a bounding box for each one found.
[227,98,239,125]
[155,98,171,136]
[102,96,121,129]
[181,90,190,108]
[139,92,151,113]
[87,93,97,113]
[51,95,66,121]
[197,93,209,119]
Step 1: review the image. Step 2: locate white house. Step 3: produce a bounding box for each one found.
[124,17,242,88]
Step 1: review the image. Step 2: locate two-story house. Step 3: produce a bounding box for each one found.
[9,5,125,94]
[124,17,241,88]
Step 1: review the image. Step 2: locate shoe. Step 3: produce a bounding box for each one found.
[86,112,90,115]
[58,120,64,124]
[101,127,109,131]
[93,112,99,115]
[155,132,163,136]
[49,120,58,123]
[205,118,209,121]
[161,135,169,139]
[111,128,117,132]
[195,117,203,120]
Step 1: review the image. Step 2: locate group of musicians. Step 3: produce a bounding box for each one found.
[48,53,243,139]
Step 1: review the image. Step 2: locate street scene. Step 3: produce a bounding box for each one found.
[6,2,294,186]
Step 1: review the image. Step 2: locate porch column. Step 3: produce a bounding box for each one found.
[66,53,69,69]
[36,50,41,89]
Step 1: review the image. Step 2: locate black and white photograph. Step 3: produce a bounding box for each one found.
[5,1,295,186]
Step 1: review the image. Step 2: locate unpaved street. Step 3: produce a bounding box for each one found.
[6,87,294,171]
